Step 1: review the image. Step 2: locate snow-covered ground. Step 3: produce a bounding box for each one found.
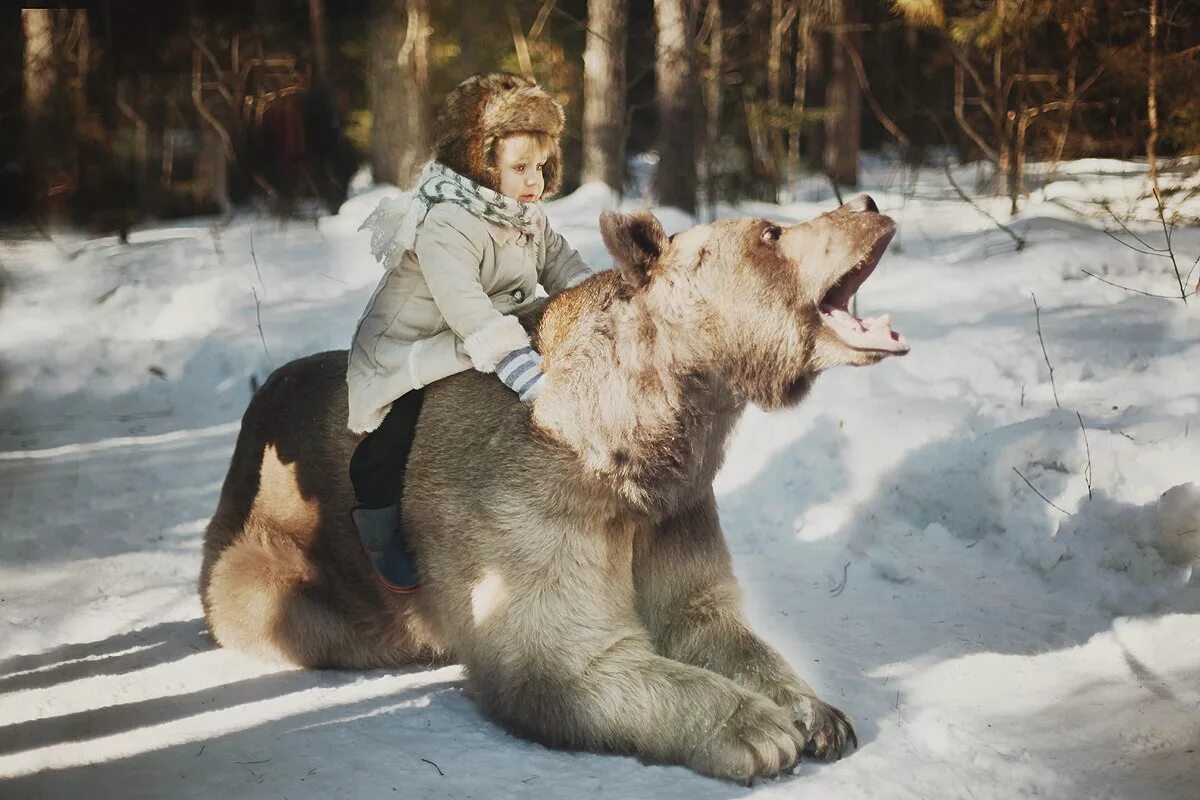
[1,159,1198,799]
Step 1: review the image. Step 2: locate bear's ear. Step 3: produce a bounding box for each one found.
[600,210,669,289]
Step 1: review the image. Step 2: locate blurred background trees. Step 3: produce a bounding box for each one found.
[1,0,1197,228]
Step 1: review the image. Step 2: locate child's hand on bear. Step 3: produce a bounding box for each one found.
[496,346,546,403]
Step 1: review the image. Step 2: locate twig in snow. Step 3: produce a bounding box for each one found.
[1081,269,1196,301]
[1152,188,1189,303]
[252,287,272,366]
[1030,293,1060,409]
[420,758,444,776]
[236,759,272,765]
[1012,467,1073,516]
[1094,191,1194,303]
[1176,529,1199,538]
[1076,412,1093,501]
[1099,226,1164,258]
[830,562,851,597]
[195,744,205,757]
[1101,202,1163,253]
[943,163,1026,252]
[1186,251,1200,290]
[249,231,265,290]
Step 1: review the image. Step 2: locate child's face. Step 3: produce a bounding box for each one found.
[495,135,550,203]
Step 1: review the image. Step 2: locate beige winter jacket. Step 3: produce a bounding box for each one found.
[347,202,591,433]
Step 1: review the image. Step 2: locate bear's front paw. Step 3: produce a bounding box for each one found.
[786,693,857,762]
[688,692,806,783]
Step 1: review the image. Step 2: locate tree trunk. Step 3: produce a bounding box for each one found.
[789,10,812,183]
[582,0,627,194]
[993,0,1007,196]
[698,0,723,219]
[803,17,825,172]
[368,0,430,186]
[823,0,859,188]
[308,0,330,80]
[405,0,430,183]
[1008,49,1026,216]
[23,8,81,224]
[767,0,789,199]
[652,0,697,215]
[1147,0,1160,196]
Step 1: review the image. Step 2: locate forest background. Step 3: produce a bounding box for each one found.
[5,0,1198,232]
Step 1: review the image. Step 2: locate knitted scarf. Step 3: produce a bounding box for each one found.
[359,160,540,271]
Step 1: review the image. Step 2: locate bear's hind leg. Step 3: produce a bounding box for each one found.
[203,524,413,669]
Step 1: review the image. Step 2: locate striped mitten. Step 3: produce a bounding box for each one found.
[495,346,546,403]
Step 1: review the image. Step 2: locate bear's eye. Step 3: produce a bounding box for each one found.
[761,224,782,244]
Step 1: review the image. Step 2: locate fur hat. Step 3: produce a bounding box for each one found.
[433,72,566,197]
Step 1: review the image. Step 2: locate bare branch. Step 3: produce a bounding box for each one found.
[192,48,237,164]
[954,65,999,163]
[249,232,265,288]
[528,0,557,40]
[943,163,1026,251]
[1100,226,1165,257]
[506,3,535,79]
[1013,467,1073,516]
[1186,251,1200,289]
[190,35,224,80]
[1103,203,1166,252]
[838,28,911,148]
[947,42,994,117]
[1153,188,1190,303]
[1076,412,1093,501]
[251,287,272,366]
[1080,269,1196,301]
[1031,293,1060,409]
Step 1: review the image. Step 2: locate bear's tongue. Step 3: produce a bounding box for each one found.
[819,305,910,353]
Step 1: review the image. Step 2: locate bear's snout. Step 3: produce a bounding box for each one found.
[840,194,879,214]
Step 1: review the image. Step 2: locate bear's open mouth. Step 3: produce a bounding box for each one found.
[817,232,909,354]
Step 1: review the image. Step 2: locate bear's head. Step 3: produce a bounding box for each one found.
[599,196,909,410]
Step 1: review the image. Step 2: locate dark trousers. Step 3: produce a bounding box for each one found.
[348,388,425,509]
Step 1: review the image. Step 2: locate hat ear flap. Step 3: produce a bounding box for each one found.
[476,135,501,192]
[541,147,563,197]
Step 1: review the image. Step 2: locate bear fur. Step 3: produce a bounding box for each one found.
[199,198,907,782]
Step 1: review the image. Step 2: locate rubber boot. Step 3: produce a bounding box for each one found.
[351,504,421,593]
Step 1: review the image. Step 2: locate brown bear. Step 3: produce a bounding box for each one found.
[199,196,908,782]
